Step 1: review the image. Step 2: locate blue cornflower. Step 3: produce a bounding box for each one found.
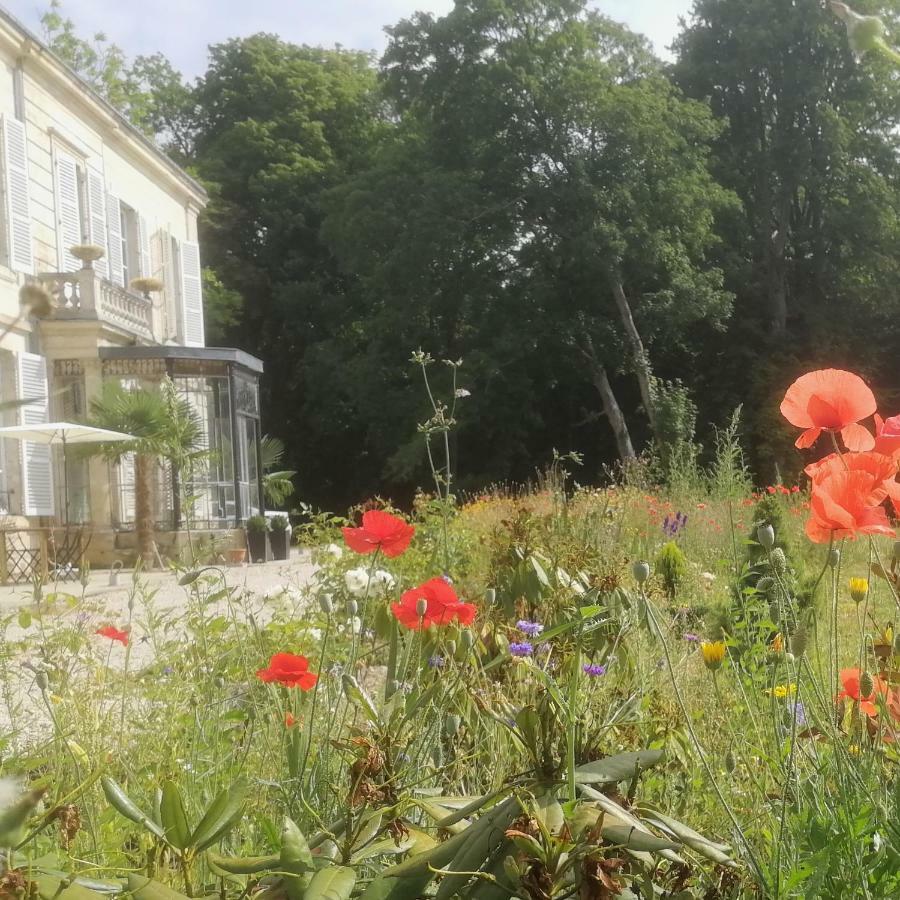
[582,663,606,677]
[516,620,544,637]
[428,655,445,669]
[509,642,534,657]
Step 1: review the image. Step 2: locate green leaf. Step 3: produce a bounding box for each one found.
[532,794,564,835]
[17,608,31,629]
[101,777,164,839]
[351,837,416,864]
[636,807,735,865]
[434,798,521,900]
[190,779,248,850]
[0,786,45,846]
[574,749,664,784]
[126,875,191,900]
[206,852,279,875]
[600,824,679,852]
[341,674,380,725]
[303,866,356,900]
[160,781,191,850]
[33,874,107,900]
[280,816,314,872]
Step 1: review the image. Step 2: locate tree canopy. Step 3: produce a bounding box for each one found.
[42,0,900,507]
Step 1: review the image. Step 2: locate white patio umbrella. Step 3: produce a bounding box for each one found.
[0,422,136,521]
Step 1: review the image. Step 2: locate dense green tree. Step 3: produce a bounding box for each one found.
[674,0,900,476]
[326,0,734,473]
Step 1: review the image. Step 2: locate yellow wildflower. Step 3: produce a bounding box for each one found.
[882,623,894,646]
[766,683,797,699]
[848,743,861,757]
[700,640,727,672]
[771,633,784,654]
[849,577,868,605]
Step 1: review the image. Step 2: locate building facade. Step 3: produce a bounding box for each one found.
[0,8,263,571]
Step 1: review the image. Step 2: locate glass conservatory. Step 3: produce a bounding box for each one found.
[98,346,265,530]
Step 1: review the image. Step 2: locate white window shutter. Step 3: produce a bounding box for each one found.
[16,352,53,516]
[54,152,81,271]
[85,168,108,279]
[179,239,204,347]
[106,194,124,286]
[138,214,152,278]
[1,116,33,274]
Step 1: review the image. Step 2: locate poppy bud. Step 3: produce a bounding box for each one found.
[214,676,226,689]
[791,627,808,657]
[178,570,202,586]
[724,749,737,774]
[784,652,795,665]
[319,594,333,615]
[446,640,457,657]
[770,548,787,575]
[860,671,875,698]
[416,598,428,618]
[485,588,497,606]
[829,548,841,569]
[632,561,650,584]
[346,599,358,616]
[756,576,774,594]
[35,670,48,691]
[460,630,474,651]
[445,714,461,736]
[757,524,775,550]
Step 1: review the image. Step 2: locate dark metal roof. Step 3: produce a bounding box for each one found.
[99,345,264,374]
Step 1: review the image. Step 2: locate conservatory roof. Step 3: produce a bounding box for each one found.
[99,345,264,374]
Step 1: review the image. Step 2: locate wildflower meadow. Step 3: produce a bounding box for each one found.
[3,363,900,899]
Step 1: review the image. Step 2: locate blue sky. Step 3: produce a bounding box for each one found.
[5,1,693,78]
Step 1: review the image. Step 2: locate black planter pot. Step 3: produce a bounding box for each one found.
[247,530,268,563]
[270,529,289,561]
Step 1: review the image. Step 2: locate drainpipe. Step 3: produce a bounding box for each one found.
[228,367,243,526]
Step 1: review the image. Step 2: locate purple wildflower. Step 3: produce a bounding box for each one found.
[662,511,688,539]
[516,620,544,637]
[583,663,607,677]
[509,642,534,657]
[441,573,454,584]
[683,633,700,643]
[788,699,807,727]
[428,655,445,669]
[162,665,174,676]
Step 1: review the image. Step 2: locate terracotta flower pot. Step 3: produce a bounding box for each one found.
[227,548,247,565]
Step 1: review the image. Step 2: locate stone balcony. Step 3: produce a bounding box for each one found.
[36,268,154,343]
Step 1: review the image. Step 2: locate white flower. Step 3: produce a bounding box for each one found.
[345,568,370,597]
[324,543,343,559]
[349,616,362,634]
[344,567,395,598]
[454,388,471,398]
[308,627,322,641]
[701,572,716,584]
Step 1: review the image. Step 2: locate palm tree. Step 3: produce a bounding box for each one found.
[88,379,204,566]
[261,435,296,507]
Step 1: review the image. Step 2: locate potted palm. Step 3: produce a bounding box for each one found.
[246,515,270,563]
[269,515,290,561]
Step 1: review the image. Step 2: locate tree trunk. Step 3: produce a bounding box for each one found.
[608,276,657,434]
[591,362,636,461]
[134,453,155,567]
[764,193,791,337]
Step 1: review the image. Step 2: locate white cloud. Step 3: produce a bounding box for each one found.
[3,0,690,77]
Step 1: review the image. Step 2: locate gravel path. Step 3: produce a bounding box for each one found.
[0,551,321,747]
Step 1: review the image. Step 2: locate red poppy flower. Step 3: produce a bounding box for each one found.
[342,510,415,558]
[836,668,887,717]
[805,463,896,544]
[391,578,477,630]
[780,369,876,451]
[284,712,298,728]
[806,450,900,517]
[874,414,900,460]
[256,653,318,690]
[96,625,129,645]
